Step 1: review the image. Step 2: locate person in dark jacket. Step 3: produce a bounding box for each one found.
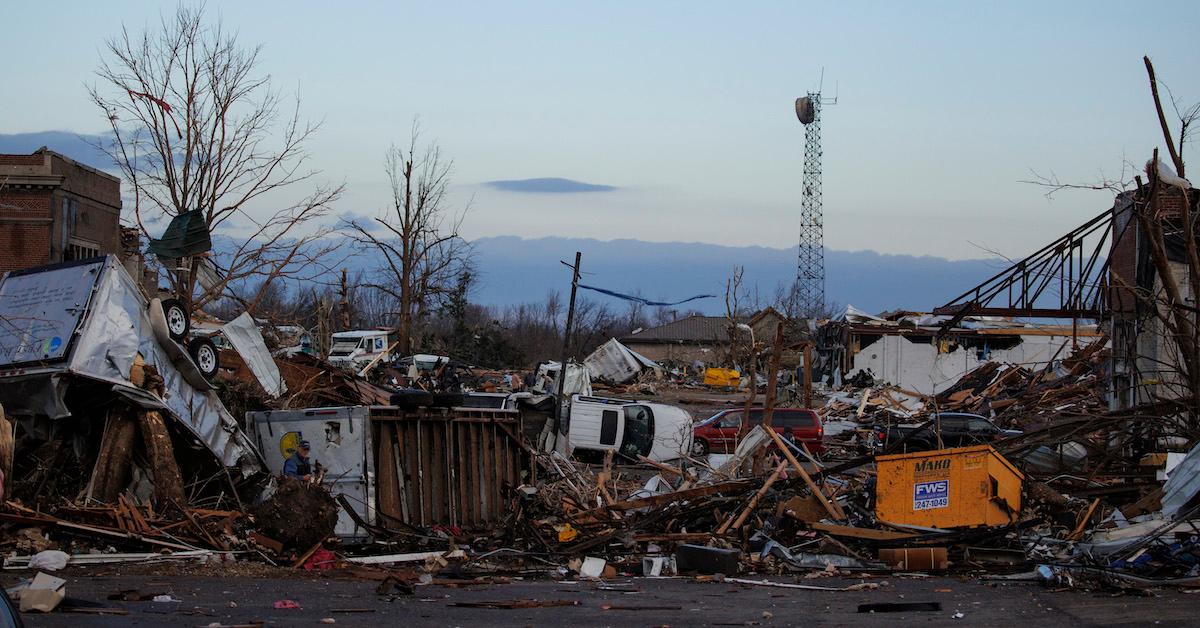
[283,440,312,480]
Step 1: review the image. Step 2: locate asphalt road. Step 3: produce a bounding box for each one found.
[7,570,1197,627]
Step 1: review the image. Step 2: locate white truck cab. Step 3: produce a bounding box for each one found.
[327,330,392,371]
[565,395,693,462]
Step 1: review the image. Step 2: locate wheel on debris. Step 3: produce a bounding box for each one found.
[188,336,220,380]
[691,438,709,457]
[161,298,191,342]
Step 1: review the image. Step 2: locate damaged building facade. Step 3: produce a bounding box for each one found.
[0,148,123,274]
[820,307,1103,395]
[1107,184,1198,410]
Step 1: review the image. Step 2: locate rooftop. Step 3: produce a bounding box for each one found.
[622,315,732,344]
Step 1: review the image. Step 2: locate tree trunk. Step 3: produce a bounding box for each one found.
[90,409,139,502]
[137,410,187,509]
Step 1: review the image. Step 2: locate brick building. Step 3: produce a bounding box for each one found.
[0,148,122,274]
[1107,184,1197,409]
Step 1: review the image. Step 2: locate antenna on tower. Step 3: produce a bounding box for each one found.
[794,73,836,317]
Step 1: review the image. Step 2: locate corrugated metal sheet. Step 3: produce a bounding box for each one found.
[1162,440,1200,518]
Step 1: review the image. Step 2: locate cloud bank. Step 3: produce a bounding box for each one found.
[484,177,617,193]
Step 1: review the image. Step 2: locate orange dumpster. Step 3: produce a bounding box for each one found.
[875,445,1023,529]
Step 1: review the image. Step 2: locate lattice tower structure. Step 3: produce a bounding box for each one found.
[797,92,825,316]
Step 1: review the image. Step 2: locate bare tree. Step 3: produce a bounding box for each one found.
[88,5,343,311]
[346,123,471,355]
[724,266,752,367]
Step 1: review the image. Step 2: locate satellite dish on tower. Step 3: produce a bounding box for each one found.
[795,96,815,125]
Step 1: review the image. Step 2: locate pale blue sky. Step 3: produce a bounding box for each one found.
[3,1,1197,259]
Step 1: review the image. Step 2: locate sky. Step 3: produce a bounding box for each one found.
[3,1,1198,261]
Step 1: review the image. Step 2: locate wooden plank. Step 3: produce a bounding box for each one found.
[456,420,465,528]
[430,420,443,524]
[507,425,518,494]
[466,422,479,525]
[492,423,503,521]
[393,423,410,524]
[481,421,494,520]
[809,522,917,541]
[445,421,454,525]
[446,420,453,528]
[375,422,402,522]
[418,421,431,526]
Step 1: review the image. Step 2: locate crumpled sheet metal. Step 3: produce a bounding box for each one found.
[1,256,263,474]
[1162,439,1200,519]
[584,337,662,384]
[223,312,287,398]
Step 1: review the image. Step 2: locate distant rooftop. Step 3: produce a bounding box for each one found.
[622,315,732,344]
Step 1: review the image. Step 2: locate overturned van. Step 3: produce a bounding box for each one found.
[564,395,693,462]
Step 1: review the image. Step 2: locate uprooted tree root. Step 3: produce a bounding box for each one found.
[251,478,339,550]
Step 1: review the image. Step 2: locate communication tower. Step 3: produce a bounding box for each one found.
[794,87,834,316]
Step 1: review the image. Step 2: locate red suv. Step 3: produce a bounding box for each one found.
[692,408,825,456]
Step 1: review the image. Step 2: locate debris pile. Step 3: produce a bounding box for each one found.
[250,478,340,551]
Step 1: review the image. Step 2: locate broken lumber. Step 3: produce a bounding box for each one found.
[765,427,845,520]
[809,522,917,541]
[721,459,788,533]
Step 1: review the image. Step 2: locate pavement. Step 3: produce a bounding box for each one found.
[7,569,1198,627]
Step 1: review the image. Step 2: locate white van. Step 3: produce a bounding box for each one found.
[565,395,693,462]
[328,330,392,371]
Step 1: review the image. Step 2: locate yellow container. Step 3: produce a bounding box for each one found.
[702,368,740,388]
[875,445,1023,529]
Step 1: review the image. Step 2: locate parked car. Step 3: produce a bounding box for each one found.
[692,407,825,456]
[869,413,1019,452]
[565,395,693,462]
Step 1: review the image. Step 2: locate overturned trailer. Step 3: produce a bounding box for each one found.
[0,257,263,504]
[247,405,528,538]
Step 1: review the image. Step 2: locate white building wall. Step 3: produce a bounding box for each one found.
[849,334,1096,395]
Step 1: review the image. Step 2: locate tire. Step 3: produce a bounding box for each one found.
[188,336,220,380]
[161,298,190,342]
[390,389,433,410]
[691,438,709,457]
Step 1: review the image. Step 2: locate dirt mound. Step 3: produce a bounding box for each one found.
[251,478,339,550]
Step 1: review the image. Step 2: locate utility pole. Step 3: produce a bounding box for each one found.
[339,268,351,330]
[552,252,582,443]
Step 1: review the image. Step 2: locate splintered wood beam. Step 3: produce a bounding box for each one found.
[766,427,845,520]
[720,459,788,533]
